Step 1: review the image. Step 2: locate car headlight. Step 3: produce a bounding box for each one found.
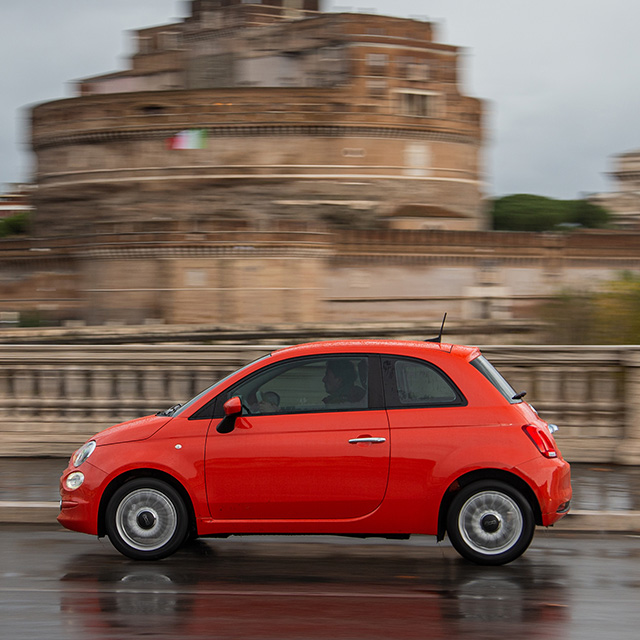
[65,471,85,491]
[72,441,96,468]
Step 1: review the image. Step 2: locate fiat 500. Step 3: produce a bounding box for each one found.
[59,340,571,565]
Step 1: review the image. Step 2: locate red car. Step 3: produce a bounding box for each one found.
[58,339,571,565]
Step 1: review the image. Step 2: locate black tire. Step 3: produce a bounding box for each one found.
[446,480,535,566]
[105,478,189,561]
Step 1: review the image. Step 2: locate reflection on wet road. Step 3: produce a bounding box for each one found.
[1,526,639,639]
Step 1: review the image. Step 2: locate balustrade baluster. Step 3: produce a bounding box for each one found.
[58,369,67,400]
[136,370,145,400]
[4,369,15,398]
[163,370,172,402]
[110,370,119,400]
[0,345,637,461]
[31,371,41,417]
[84,369,93,399]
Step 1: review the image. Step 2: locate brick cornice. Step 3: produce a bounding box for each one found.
[33,124,477,151]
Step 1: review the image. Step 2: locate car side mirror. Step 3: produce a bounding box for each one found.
[216,396,243,434]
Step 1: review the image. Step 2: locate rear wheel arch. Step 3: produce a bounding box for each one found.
[98,468,197,539]
[437,468,542,541]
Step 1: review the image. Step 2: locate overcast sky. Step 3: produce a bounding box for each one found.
[1,0,639,199]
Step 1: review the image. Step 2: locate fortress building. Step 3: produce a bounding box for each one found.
[6,1,639,331]
[30,0,486,236]
[589,150,640,229]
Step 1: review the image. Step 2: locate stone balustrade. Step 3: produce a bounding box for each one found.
[482,346,635,465]
[0,344,638,464]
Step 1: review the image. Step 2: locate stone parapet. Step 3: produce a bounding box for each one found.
[0,342,638,463]
[614,350,640,464]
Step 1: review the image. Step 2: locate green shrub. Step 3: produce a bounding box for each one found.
[490,194,611,232]
[0,212,29,237]
[540,272,640,344]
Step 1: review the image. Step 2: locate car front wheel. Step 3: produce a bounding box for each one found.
[105,478,189,561]
[446,480,535,565]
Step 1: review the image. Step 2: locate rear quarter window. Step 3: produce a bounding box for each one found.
[470,355,521,403]
[383,357,466,408]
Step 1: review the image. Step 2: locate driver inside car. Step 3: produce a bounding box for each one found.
[256,390,280,414]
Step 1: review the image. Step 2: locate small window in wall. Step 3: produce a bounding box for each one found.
[396,90,439,117]
[138,36,152,54]
[397,57,429,81]
[342,148,366,157]
[407,62,429,81]
[367,79,387,98]
[185,270,206,287]
[397,56,411,78]
[366,53,388,76]
[159,31,180,50]
[141,105,165,115]
[320,46,343,62]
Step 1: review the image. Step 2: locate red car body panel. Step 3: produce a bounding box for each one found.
[204,409,391,520]
[58,339,571,544]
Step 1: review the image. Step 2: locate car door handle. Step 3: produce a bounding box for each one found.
[349,437,387,444]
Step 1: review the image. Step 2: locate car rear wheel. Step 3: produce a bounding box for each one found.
[446,480,535,565]
[105,478,189,561]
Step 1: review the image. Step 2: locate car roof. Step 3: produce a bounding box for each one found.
[270,339,480,362]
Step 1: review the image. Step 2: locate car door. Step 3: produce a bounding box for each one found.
[205,354,390,520]
[381,355,472,505]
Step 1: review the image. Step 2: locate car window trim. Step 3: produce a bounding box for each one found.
[192,353,385,420]
[382,355,467,409]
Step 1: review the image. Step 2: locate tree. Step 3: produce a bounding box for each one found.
[490,194,611,232]
[540,272,640,344]
[0,212,29,238]
[570,199,611,228]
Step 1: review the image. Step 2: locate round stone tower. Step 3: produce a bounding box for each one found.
[30,1,486,237]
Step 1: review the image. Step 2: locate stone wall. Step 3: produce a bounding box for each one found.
[3,226,640,327]
[0,343,637,464]
[31,6,485,235]
[31,88,483,235]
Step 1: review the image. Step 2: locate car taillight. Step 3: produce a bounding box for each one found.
[523,424,558,458]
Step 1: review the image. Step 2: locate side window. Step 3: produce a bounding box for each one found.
[383,357,465,408]
[223,356,369,415]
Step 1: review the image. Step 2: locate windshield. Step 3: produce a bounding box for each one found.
[168,354,272,418]
[470,355,521,403]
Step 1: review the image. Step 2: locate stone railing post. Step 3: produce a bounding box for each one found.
[616,351,640,465]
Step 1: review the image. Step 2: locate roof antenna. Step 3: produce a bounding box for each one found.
[425,313,447,343]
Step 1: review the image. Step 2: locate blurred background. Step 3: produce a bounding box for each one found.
[1,0,640,466]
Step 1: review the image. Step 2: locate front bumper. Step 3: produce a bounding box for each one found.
[58,461,108,535]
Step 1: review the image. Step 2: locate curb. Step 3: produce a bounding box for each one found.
[0,501,60,524]
[552,509,640,533]
[1,503,639,532]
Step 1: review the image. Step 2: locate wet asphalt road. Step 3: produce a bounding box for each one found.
[1,526,639,640]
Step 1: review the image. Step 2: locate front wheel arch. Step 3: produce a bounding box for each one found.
[98,469,196,540]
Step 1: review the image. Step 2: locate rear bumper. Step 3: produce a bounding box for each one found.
[519,456,572,526]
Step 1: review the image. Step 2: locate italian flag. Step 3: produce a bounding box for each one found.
[166,129,207,150]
